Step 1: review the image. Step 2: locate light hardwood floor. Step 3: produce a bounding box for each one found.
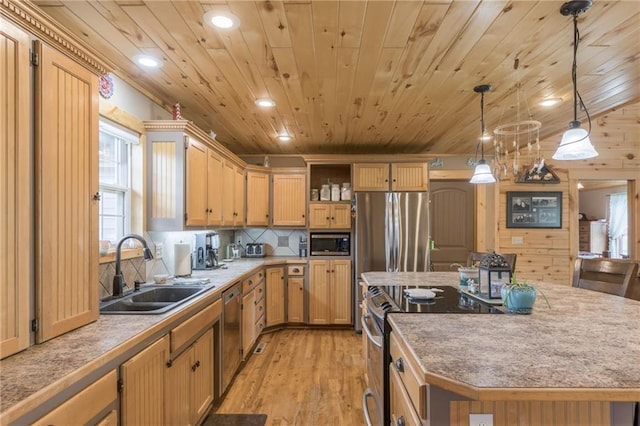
[215,328,366,425]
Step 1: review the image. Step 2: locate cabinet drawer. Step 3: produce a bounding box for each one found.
[255,315,265,336]
[254,281,265,303]
[287,265,305,276]
[389,365,423,426]
[33,370,117,426]
[171,298,221,353]
[243,270,265,293]
[389,331,428,420]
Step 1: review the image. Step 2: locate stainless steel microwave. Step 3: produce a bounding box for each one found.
[310,233,351,256]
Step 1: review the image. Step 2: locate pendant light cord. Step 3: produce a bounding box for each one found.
[568,12,592,144]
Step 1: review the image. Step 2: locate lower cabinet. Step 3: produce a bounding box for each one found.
[308,260,352,325]
[265,267,286,327]
[242,270,265,358]
[287,275,305,323]
[165,328,215,425]
[32,370,118,426]
[121,335,170,426]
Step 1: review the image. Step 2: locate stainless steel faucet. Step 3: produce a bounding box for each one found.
[113,234,154,297]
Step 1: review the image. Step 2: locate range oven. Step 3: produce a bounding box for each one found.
[362,285,503,426]
[309,232,350,256]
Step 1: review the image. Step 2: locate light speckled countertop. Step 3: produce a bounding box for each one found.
[0,257,305,424]
[363,272,640,401]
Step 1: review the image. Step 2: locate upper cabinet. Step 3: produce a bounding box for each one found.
[353,163,428,192]
[272,171,306,227]
[246,170,270,227]
[1,15,31,358]
[308,203,351,229]
[145,121,246,230]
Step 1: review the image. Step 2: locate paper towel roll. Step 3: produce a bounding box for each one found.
[174,243,192,276]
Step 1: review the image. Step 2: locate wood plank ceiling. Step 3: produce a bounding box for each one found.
[31,0,640,156]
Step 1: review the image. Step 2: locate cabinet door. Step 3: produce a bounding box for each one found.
[234,166,245,225]
[246,171,270,226]
[391,163,428,191]
[308,260,330,324]
[389,365,422,426]
[242,289,257,356]
[266,267,285,327]
[186,138,209,226]
[222,161,235,226]
[0,16,31,358]
[207,150,223,226]
[35,41,99,343]
[272,173,306,226]
[164,346,193,426]
[331,260,352,324]
[331,204,352,229]
[287,277,305,323]
[353,163,390,191]
[192,328,214,423]
[121,335,170,426]
[308,203,331,228]
[32,370,117,426]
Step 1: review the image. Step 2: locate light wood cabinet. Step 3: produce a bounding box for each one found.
[0,15,31,358]
[308,202,351,229]
[145,121,245,230]
[165,328,214,426]
[308,259,352,325]
[242,270,264,358]
[272,173,306,226]
[121,335,170,426]
[32,370,118,426]
[287,276,305,323]
[266,267,286,327]
[35,40,99,343]
[246,170,270,226]
[353,163,428,192]
[222,161,245,227]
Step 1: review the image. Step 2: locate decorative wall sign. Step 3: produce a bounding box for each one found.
[516,161,560,183]
[98,73,114,99]
[507,191,562,228]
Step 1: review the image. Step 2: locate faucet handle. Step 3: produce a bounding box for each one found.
[134,280,144,292]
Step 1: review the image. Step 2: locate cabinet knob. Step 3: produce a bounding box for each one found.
[395,358,404,373]
[397,416,405,426]
[92,192,101,201]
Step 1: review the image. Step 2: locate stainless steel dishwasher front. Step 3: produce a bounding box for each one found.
[221,282,242,393]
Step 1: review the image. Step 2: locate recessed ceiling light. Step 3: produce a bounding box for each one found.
[204,10,240,30]
[255,98,276,108]
[277,134,292,142]
[134,55,163,69]
[539,97,562,107]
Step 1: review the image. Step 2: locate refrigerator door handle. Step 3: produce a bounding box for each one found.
[385,193,393,271]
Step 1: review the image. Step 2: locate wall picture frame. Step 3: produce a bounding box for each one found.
[507,191,562,229]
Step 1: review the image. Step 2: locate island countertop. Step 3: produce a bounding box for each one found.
[363,272,640,401]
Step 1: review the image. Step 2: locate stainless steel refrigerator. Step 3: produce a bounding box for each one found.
[354,192,430,331]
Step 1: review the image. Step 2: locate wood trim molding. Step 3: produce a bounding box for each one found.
[1,0,111,75]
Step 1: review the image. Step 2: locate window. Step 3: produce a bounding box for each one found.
[608,192,628,259]
[99,119,137,244]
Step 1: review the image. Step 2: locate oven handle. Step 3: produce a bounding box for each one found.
[362,388,375,426]
[361,313,383,348]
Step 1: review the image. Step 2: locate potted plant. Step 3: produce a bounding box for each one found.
[500,274,551,314]
[450,263,479,291]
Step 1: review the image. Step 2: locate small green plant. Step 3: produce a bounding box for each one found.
[502,274,551,309]
[449,263,477,270]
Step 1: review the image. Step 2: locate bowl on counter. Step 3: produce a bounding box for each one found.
[153,274,172,284]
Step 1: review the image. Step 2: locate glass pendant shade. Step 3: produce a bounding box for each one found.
[470,159,496,184]
[552,124,598,160]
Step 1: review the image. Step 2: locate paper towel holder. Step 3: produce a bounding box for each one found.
[174,242,193,277]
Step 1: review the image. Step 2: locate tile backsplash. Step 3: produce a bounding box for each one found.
[99,257,147,299]
[234,228,307,257]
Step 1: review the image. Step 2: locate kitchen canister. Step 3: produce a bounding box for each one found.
[174,242,192,277]
[311,188,319,201]
[331,183,340,201]
[320,184,331,201]
[341,182,351,200]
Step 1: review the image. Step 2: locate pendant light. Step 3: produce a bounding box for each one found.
[552,0,598,160]
[470,84,496,184]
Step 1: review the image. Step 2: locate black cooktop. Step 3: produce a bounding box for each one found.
[371,285,503,315]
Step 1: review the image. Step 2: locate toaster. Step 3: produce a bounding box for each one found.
[245,243,266,258]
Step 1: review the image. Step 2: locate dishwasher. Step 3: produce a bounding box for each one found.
[221,282,242,393]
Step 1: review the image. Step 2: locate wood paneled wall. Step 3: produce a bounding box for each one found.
[494,103,640,285]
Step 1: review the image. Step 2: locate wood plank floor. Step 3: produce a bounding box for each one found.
[214,328,366,425]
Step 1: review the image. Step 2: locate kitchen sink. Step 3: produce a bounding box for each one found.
[100,285,210,315]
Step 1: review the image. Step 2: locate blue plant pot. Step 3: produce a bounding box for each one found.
[501,285,537,314]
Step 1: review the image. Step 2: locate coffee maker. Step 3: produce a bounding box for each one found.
[193,232,220,270]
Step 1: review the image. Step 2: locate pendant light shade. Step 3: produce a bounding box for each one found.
[553,0,598,160]
[470,159,496,184]
[470,84,496,184]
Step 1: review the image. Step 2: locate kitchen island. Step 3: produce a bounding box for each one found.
[362,272,640,425]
